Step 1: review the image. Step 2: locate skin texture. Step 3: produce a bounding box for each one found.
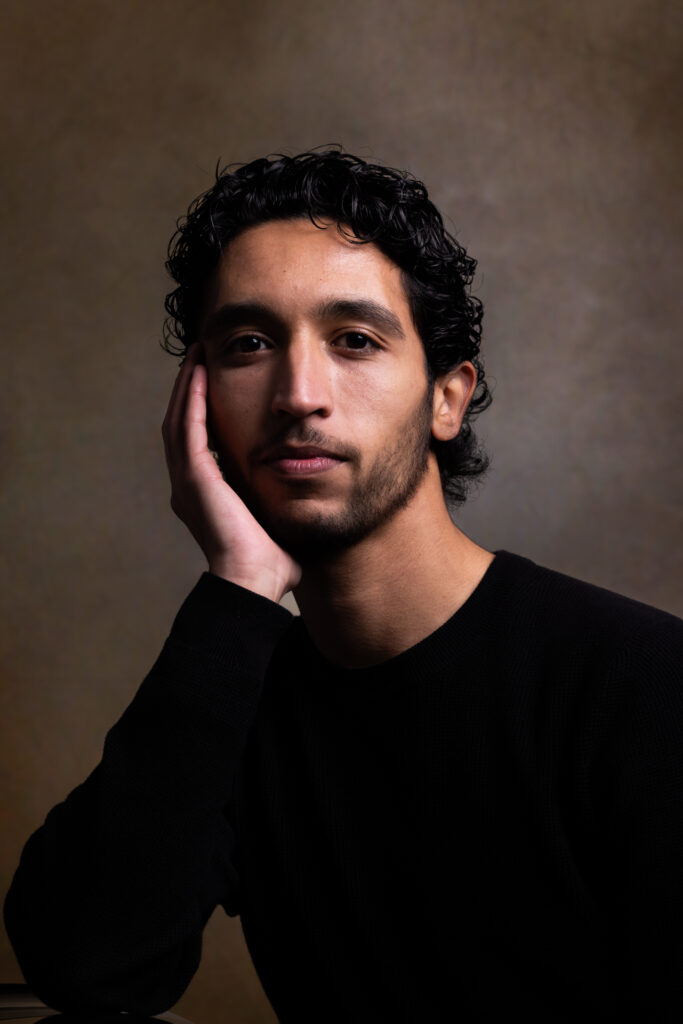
[164,218,494,667]
[202,220,440,559]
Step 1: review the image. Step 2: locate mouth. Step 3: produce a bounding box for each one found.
[260,445,348,477]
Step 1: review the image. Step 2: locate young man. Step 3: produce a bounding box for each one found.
[5,150,683,1023]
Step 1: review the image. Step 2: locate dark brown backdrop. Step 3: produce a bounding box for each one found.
[2,2,681,1021]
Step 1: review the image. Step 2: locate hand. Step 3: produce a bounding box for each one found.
[162,344,301,603]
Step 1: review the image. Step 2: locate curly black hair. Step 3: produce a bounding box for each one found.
[163,146,491,505]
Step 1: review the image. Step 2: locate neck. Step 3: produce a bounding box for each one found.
[293,465,494,668]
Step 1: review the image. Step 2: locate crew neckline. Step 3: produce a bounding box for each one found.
[288,549,530,687]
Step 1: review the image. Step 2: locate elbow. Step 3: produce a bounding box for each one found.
[4,885,198,1016]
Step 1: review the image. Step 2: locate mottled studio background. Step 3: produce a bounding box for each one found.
[1,1,681,1022]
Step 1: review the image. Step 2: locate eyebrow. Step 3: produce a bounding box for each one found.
[201,302,284,341]
[201,297,406,342]
[314,298,406,339]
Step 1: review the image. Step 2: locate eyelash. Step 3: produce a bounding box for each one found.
[334,331,380,352]
[226,334,270,354]
[225,331,381,354]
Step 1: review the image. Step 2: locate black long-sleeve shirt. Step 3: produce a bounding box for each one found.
[5,551,683,1021]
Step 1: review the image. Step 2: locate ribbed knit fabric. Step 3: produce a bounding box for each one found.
[5,551,683,1022]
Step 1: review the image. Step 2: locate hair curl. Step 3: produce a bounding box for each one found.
[163,146,491,504]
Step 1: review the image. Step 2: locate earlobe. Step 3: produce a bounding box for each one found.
[431,361,478,442]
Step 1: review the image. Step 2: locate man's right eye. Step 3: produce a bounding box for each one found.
[227,334,269,354]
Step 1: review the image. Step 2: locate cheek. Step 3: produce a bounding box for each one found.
[206,372,260,457]
[339,366,424,428]
[336,362,398,411]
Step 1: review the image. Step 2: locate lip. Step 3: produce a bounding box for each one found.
[261,445,347,476]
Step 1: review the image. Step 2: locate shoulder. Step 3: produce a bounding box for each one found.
[490,550,683,679]
[492,549,681,632]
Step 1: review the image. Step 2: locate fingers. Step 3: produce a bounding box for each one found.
[162,343,202,472]
[164,343,201,437]
[185,360,210,459]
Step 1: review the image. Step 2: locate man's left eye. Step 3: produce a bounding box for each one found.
[335,332,377,351]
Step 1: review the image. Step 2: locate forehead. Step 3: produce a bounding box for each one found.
[203,218,412,320]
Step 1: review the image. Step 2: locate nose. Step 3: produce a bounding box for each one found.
[270,336,333,420]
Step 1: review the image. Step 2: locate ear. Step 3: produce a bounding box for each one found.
[431,361,478,442]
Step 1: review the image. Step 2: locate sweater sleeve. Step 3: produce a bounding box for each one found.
[591,610,683,1020]
[3,572,293,1017]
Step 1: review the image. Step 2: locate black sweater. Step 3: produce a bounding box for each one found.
[5,551,683,1022]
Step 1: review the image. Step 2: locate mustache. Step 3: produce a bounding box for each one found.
[250,426,360,464]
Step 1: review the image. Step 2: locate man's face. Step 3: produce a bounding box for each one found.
[201,217,441,560]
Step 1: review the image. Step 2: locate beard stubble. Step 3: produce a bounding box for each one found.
[214,381,435,563]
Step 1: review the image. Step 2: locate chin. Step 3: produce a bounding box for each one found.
[256,504,372,562]
[254,479,423,563]
[214,426,432,562]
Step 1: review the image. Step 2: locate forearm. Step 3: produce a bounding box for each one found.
[4,573,292,1015]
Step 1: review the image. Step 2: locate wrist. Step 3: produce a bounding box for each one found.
[207,561,287,604]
